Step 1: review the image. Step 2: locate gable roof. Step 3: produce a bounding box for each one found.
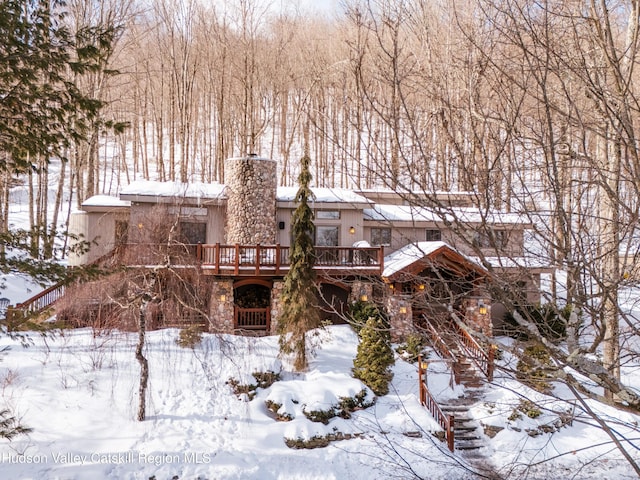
[383,241,488,281]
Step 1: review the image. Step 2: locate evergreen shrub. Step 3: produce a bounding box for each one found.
[352,315,395,395]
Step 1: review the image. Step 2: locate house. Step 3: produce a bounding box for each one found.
[67,155,546,338]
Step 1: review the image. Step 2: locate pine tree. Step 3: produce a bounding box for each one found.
[0,1,116,281]
[278,151,321,371]
[353,314,395,396]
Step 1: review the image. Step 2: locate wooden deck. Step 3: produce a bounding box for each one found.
[123,243,384,276]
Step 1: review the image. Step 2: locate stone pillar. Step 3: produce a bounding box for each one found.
[209,280,234,334]
[225,155,277,245]
[349,280,373,303]
[270,280,285,335]
[387,295,414,342]
[462,297,492,336]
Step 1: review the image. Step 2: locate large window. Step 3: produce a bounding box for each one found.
[316,226,339,246]
[179,221,206,245]
[316,225,339,263]
[425,229,441,242]
[371,227,391,246]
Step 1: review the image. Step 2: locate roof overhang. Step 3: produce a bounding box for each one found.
[383,241,489,283]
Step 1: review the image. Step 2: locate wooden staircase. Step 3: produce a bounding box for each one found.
[420,314,495,453]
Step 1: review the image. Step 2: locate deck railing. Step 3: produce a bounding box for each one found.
[7,282,66,321]
[175,243,382,276]
[117,243,383,275]
[235,307,271,331]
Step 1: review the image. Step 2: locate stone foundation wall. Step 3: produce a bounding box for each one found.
[462,297,492,336]
[387,295,414,342]
[225,156,277,245]
[348,281,373,303]
[209,280,234,333]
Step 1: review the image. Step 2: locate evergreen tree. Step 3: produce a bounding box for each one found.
[278,151,321,371]
[0,0,117,282]
[0,0,115,174]
[353,314,395,396]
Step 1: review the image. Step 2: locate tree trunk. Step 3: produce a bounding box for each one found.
[136,303,149,421]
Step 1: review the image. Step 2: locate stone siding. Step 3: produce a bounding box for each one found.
[225,156,277,245]
[387,295,414,342]
[209,280,234,333]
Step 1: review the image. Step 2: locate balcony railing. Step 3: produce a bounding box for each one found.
[121,243,384,276]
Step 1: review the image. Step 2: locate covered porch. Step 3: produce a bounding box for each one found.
[382,242,492,338]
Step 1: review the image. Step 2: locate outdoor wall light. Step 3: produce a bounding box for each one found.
[478,302,488,315]
[360,294,368,302]
[419,357,429,371]
[399,306,408,314]
[418,284,425,290]
[219,294,226,302]
[137,222,144,230]
[349,226,356,234]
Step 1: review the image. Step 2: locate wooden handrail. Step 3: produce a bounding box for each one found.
[451,320,494,382]
[423,317,459,364]
[419,356,454,452]
[12,282,65,318]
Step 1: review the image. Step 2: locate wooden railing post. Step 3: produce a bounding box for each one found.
[447,415,455,452]
[488,344,495,382]
[255,244,261,276]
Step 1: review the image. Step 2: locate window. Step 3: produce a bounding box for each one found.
[115,220,129,246]
[317,210,340,220]
[316,226,339,246]
[179,222,206,245]
[425,229,441,242]
[371,227,391,246]
[472,229,507,248]
[315,225,339,264]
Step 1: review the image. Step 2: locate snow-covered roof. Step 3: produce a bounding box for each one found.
[365,204,528,225]
[82,195,131,208]
[472,256,553,270]
[383,241,447,277]
[119,180,227,201]
[277,187,369,205]
[365,205,441,222]
[383,241,487,278]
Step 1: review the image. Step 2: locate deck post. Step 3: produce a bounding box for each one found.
[418,354,427,406]
[256,244,261,276]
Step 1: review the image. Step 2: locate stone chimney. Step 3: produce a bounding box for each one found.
[224,154,277,244]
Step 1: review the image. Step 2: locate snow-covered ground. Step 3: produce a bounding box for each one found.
[0,325,637,480]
